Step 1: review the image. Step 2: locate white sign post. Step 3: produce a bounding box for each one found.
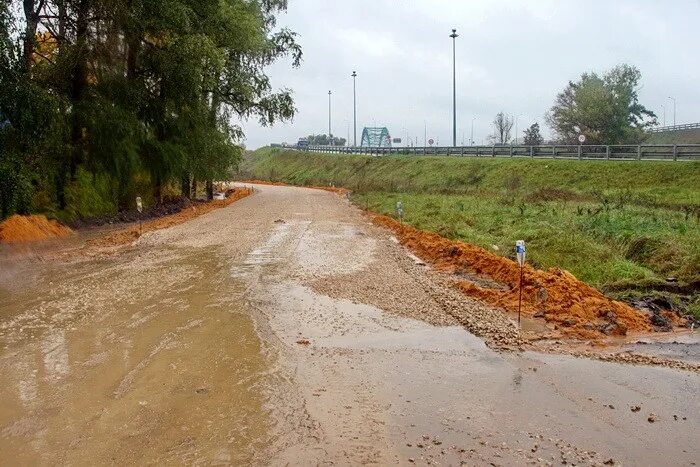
[395,201,404,224]
[515,240,526,326]
[136,196,143,235]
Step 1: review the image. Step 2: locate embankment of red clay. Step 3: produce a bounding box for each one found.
[371,214,656,340]
[0,214,74,243]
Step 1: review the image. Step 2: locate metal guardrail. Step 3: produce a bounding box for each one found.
[305,144,700,161]
[648,122,700,133]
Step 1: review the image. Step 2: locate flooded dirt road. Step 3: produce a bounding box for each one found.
[1,184,698,465]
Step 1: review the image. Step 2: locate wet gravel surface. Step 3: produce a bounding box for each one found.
[1,183,698,466]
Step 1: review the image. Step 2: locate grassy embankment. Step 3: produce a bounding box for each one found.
[241,148,700,317]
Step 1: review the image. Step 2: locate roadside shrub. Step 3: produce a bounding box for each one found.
[62,168,116,220]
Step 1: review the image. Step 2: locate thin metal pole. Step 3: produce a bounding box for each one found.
[471,118,475,145]
[668,96,676,127]
[352,71,357,146]
[661,104,666,127]
[518,264,523,326]
[450,29,458,147]
[328,90,332,143]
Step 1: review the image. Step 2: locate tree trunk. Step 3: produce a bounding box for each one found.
[206,180,213,200]
[191,178,197,199]
[22,0,39,71]
[69,0,90,181]
[153,176,162,204]
[181,175,191,199]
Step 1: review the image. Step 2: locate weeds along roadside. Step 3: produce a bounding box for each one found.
[241,148,700,319]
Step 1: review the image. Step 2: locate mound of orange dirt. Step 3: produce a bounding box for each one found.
[0,215,73,244]
[88,187,253,249]
[241,179,350,195]
[372,214,653,339]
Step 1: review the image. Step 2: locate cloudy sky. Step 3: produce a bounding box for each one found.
[241,0,699,148]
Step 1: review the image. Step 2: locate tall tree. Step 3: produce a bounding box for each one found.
[489,112,513,145]
[523,123,544,146]
[546,64,656,144]
[0,0,301,216]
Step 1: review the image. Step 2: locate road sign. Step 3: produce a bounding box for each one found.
[428,138,434,146]
[136,196,143,213]
[515,240,526,266]
[392,138,402,144]
[578,134,586,144]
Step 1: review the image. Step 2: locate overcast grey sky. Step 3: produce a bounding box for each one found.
[241,0,699,148]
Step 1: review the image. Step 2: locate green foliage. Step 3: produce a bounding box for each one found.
[0,0,300,220]
[522,123,544,146]
[305,134,347,146]
[62,169,117,221]
[547,64,657,144]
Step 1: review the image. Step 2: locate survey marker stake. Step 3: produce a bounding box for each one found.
[396,201,404,224]
[136,196,143,235]
[515,240,526,326]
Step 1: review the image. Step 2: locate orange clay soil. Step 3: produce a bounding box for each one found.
[0,214,73,244]
[88,187,252,248]
[372,214,654,340]
[241,179,350,195]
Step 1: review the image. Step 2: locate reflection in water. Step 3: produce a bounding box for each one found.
[0,247,278,465]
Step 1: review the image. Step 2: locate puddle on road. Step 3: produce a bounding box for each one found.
[0,247,281,465]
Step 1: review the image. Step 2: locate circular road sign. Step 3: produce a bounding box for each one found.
[428,138,434,146]
[578,134,586,143]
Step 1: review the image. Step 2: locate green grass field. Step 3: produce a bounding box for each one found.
[241,148,700,317]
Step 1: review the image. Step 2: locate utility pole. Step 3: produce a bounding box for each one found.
[450,28,458,147]
[471,118,475,145]
[514,114,523,144]
[328,90,332,144]
[667,96,676,127]
[661,104,666,127]
[352,71,357,146]
[424,121,427,146]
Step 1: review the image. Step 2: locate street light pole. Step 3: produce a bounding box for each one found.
[328,90,332,144]
[352,71,357,146]
[661,104,666,127]
[514,114,524,144]
[470,118,475,145]
[450,28,458,147]
[667,96,676,127]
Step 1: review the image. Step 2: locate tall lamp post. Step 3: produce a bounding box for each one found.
[661,104,666,127]
[328,90,332,144]
[667,96,676,127]
[351,71,357,146]
[514,114,524,144]
[470,117,476,145]
[450,28,458,147]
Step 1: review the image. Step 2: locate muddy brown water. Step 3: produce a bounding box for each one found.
[1,184,698,466]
